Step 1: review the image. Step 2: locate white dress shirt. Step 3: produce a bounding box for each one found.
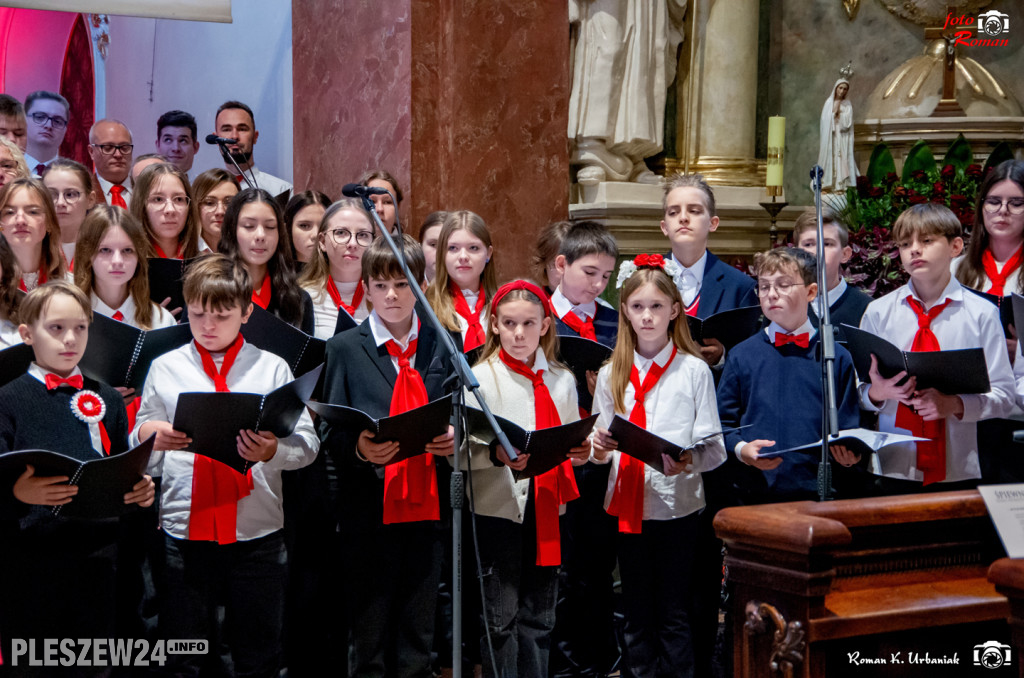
[668,251,708,307]
[827,277,848,308]
[96,175,132,207]
[366,309,420,371]
[23,151,57,177]
[591,341,726,521]
[463,349,580,523]
[91,292,175,330]
[131,340,318,541]
[951,253,1024,295]
[858,277,1016,482]
[232,165,292,198]
[551,286,596,322]
[303,280,369,341]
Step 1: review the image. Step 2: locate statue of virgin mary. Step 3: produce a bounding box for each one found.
[818,74,859,192]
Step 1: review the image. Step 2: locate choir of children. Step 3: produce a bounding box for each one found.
[4,166,1024,678]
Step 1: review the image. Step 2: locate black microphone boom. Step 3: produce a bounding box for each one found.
[205,134,239,145]
[341,183,390,198]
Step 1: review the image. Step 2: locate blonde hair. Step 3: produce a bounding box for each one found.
[426,210,498,332]
[891,202,962,244]
[74,205,155,329]
[0,136,29,179]
[476,283,562,370]
[20,280,91,327]
[609,267,701,413]
[298,199,374,290]
[0,178,67,282]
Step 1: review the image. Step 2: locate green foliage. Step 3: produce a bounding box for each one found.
[943,134,973,172]
[865,144,896,187]
[901,140,937,182]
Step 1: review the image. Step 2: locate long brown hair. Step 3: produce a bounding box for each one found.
[609,266,702,413]
[0,235,20,323]
[191,168,239,250]
[426,210,498,332]
[298,199,373,290]
[0,177,67,282]
[74,205,155,329]
[130,162,199,259]
[956,160,1024,293]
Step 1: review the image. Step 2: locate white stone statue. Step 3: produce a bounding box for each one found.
[818,75,859,193]
[568,0,687,186]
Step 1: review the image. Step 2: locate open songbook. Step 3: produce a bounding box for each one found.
[308,394,453,465]
[756,428,928,459]
[841,324,990,394]
[608,415,744,475]
[465,407,598,480]
[171,365,323,474]
[80,313,193,390]
[686,305,764,350]
[0,435,155,518]
[147,257,196,314]
[0,343,33,388]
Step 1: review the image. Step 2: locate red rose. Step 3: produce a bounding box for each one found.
[966,164,983,178]
[868,187,885,198]
[634,253,664,269]
[911,170,928,181]
[941,164,955,180]
[908,195,927,204]
[884,172,899,186]
[932,181,945,194]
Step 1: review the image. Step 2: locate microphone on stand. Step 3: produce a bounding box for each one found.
[205,134,239,145]
[206,135,257,190]
[341,183,391,198]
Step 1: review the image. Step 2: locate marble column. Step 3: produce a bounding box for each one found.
[688,0,760,185]
[293,1,570,279]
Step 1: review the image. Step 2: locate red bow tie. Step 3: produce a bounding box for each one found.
[45,373,84,390]
[774,332,809,348]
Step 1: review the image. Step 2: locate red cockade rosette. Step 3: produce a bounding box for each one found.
[70,390,111,454]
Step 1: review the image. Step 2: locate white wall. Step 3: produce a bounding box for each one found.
[105,0,293,183]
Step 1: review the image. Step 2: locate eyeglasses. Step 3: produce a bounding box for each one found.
[982,197,1024,215]
[200,197,232,211]
[148,195,190,211]
[91,143,134,156]
[0,161,19,176]
[48,189,83,205]
[0,205,44,222]
[29,112,67,129]
[328,228,373,247]
[755,281,806,296]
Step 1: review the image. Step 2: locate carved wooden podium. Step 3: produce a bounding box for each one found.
[715,491,1011,677]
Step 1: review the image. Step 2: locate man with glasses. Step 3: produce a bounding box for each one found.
[87,119,134,208]
[23,90,70,176]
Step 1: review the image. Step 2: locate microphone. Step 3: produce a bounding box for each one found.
[205,134,239,145]
[341,183,390,198]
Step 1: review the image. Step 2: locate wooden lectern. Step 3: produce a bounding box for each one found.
[715,491,1011,677]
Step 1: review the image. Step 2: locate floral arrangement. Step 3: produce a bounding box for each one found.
[616,253,684,289]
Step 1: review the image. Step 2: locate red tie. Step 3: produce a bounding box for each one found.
[325,278,364,318]
[607,346,677,534]
[252,274,272,309]
[152,242,182,259]
[774,332,810,348]
[34,163,45,176]
[109,185,127,209]
[894,297,952,485]
[235,174,244,184]
[560,310,596,341]
[382,335,440,524]
[982,246,1023,297]
[112,310,125,322]
[189,335,254,544]
[498,349,579,566]
[684,294,700,318]
[451,285,486,351]
[45,373,84,390]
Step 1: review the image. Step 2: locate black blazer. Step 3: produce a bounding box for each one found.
[319,319,454,532]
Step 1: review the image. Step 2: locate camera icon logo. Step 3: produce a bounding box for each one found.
[978,10,1010,37]
[974,640,1012,669]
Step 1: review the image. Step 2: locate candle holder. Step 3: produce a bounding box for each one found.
[760,191,788,246]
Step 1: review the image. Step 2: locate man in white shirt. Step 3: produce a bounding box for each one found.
[23,90,69,176]
[88,119,134,208]
[156,110,200,176]
[213,100,292,197]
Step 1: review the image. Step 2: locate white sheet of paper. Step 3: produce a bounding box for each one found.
[978,483,1024,558]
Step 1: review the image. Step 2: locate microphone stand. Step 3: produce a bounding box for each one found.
[354,193,517,678]
[215,140,258,190]
[811,165,839,502]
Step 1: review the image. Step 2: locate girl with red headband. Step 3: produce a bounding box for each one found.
[465,279,590,678]
[591,254,726,678]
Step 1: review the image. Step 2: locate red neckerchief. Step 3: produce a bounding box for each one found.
[451,284,486,351]
[894,297,952,485]
[18,265,47,293]
[607,346,677,534]
[152,241,183,259]
[982,246,1024,297]
[325,277,364,318]
[560,309,596,341]
[774,332,810,349]
[498,348,579,566]
[252,274,272,309]
[189,334,254,544]
[684,294,700,318]
[382,330,441,524]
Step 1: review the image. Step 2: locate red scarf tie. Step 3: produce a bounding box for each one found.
[189,334,254,544]
[17,266,47,293]
[382,334,440,523]
[109,185,127,209]
[607,346,677,533]
[152,242,183,259]
[451,285,486,351]
[774,332,810,349]
[982,246,1024,297]
[894,297,952,485]
[560,310,596,341]
[325,278,364,318]
[684,294,700,318]
[252,274,272,309]
[498,349,579,566]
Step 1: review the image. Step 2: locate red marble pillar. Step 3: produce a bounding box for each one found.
[293,0,569,279]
